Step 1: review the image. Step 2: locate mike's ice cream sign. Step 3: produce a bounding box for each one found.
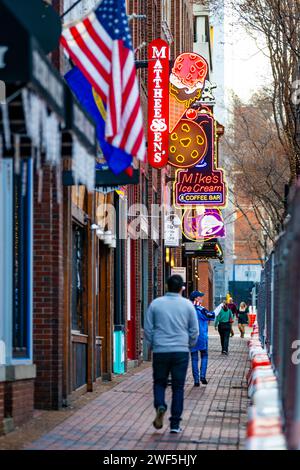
[167,52,227,208]
[148,39,169,168]
[175,169,226,205]
[171,108,227,207]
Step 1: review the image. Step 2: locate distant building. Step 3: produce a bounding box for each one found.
[193,0,229,308]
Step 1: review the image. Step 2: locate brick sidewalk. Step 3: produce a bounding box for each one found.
[25,329,250,451]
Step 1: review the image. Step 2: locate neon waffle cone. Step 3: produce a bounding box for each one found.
[169,94,187,132]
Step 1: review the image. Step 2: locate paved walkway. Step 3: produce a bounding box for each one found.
[26,329,250,450]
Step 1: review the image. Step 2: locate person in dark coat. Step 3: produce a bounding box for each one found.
[214,302,234,355]
[237,302,249,338]
[227,297,238,337]
[189,291,215,386]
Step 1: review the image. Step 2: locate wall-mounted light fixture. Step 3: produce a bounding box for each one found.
[128,13,147,21]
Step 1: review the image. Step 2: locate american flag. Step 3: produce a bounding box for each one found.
[60,0,146,162]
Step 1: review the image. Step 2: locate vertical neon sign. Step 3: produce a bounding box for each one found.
[148,39,169,168]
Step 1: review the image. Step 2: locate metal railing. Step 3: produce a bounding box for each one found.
[257,185,300,450]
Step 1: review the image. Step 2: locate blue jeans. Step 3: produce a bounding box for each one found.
[191,350,208,383]
[152,352,189,429]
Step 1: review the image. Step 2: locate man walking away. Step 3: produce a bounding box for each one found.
[144,275,199,434]
[214,302,234,355]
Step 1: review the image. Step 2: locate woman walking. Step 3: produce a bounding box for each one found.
[237,302,249,338]
[189,291,215,386]
[214,302,234,355]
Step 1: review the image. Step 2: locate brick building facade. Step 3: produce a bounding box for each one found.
[0,0,195,433]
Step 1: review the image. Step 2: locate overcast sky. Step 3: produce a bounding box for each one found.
[224,8,272,104]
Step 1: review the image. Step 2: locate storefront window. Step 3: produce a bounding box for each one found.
[12,159,33,359]
[71,225,85,333]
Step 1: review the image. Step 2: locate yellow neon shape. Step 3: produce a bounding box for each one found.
[180,138,191,148]
[170,146,176,153]
[171,132,178,141]
[191,150,199,159]
[197,135,204,146]
[182,124,190,133]
[176,155,185,163]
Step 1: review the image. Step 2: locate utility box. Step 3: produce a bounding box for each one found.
[113,327,125,374]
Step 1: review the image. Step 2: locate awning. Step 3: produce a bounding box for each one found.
[184,238,224,262]
[0,1,65,121]
[0,0,61,55]
[62,169,140,187]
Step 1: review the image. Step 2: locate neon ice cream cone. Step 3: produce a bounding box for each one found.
[169,53,209,132]
[169,93,187,132]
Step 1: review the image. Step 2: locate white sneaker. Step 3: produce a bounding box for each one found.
[170,427,182,434]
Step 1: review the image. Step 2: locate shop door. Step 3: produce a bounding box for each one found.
[71,224,87,390]
[127,238,136,360]
[98,241,109,377]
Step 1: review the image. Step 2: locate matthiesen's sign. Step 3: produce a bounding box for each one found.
[148,39,169,168]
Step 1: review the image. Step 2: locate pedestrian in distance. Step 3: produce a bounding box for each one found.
[144,275,199,434]
[189,291,215,387]
[214,301,234,355]
[227,297,238,337]
[237,302,249,338]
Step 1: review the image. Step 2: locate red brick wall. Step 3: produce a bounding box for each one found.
[4,380,34,428]
[197,261,213,310]
[126,0,194,363]
[33,166,64,409]
[234,209,262,264]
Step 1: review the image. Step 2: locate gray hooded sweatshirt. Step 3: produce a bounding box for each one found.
[144,293,199,353]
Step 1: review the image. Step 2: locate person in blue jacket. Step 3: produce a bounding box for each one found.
[189,291,215,386]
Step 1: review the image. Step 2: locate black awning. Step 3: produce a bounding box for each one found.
[63,169,140,187]
[0,0,61,54]
[0,1,66,122]
[184,238,224,262]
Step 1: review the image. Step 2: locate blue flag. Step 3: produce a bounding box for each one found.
[65,66,133,174]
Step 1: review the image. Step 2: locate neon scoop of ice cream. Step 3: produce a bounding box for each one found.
[171,53,208,90]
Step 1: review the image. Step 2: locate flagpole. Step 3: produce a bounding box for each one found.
[60,0,83,19]
[60,0,104,26]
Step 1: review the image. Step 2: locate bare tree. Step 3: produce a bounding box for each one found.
[195,0,300,180]
[224,90,290,256]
